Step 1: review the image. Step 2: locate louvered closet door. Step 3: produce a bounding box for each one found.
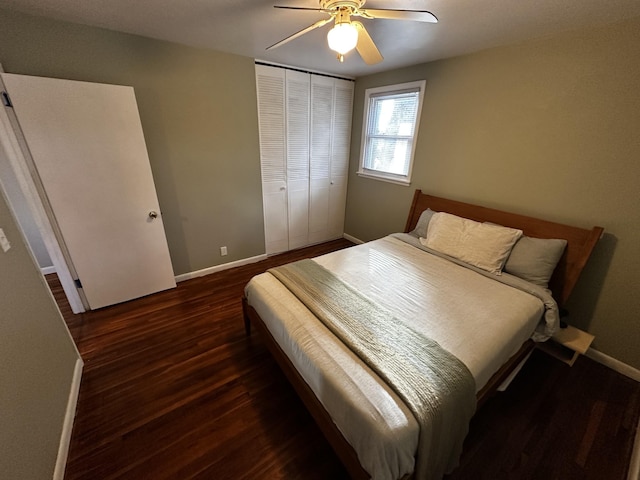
[255,65,288,254]
[285,70,311,250]
[308,75,334,244]
[328,79,354,239]
[256,65,352,253]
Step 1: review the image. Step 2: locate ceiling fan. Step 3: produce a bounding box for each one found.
[267,0,438,65]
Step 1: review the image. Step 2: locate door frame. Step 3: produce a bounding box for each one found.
[0,71,86,313]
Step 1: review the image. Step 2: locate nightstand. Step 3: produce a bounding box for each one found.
[537,324,595,366]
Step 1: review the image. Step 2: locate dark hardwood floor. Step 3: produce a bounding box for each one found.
[50,239,639,480]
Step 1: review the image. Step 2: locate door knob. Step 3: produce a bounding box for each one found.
[148,211,158,219]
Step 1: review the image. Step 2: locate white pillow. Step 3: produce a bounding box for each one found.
[421,212,523,274]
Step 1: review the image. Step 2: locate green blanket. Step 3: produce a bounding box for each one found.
[269,259,476,479]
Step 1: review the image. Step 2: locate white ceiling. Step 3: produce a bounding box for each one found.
[2,0,640,78]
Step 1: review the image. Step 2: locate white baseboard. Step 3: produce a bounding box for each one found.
[343,233,365,245]
[41,265,56,275]
[174,254,268,283]
[585,350,640,480]
[176,235,367,284]
[585,347,640,479]
[630,416,640,480]
[176,235,367,283]
[565,349,640,479]
[53,358,83,480]
[585,348,640,382]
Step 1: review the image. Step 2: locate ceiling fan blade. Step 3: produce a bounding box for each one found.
[353,22,383,65]
[359,8,438,23]
[274,5,330,13]
[266,17,333,50]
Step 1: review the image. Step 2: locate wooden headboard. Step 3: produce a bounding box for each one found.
[404,190,604,307]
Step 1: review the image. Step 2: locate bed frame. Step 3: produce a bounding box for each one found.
[404,191,604,307]
[242,190,604,480]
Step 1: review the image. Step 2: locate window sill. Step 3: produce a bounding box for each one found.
[356,170,411,186]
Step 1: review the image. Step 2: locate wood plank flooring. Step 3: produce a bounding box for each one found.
[50,239,640,480]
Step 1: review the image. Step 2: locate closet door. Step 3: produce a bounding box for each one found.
[255,65,288,254]
[328,79,354,239]
[255,64,352,253]
[308,75,334,244]
[285,70,310,250]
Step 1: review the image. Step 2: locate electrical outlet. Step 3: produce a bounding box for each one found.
[0,228,11,253]
[220,246,227,256]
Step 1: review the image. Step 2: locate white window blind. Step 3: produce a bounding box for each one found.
[358,80,426,185]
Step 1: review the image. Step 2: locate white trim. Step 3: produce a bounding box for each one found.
[358,80,426,186]
[254,59,355,81]
[629,416,640,480]
[587,347,640,480]
[174,254,268,283]
[53,358,83,480]
[356,170,411,186]
[343,233,364,245]
[175,235,369,282]
[0,74,86,313]
[584,350,640,480]
[41,265,56,275]
[585,348,640,382]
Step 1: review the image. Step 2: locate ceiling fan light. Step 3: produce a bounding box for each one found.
[327,22,358,55]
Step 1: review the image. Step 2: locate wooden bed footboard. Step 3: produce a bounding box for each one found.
[243,295,535,479]
[242,296,371,480]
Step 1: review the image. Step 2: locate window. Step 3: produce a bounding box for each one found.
[357,80,426,185]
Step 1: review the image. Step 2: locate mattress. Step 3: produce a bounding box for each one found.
[244,234,549,480]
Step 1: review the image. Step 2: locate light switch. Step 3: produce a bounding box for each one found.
[0,228,10,253]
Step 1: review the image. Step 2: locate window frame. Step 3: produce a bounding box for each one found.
[357,80,426,186]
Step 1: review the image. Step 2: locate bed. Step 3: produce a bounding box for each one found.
[242,190,603,480]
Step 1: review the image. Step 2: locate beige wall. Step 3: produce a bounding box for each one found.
[0,186,80,478]
[346,17,640,369]
[0,10,265,476]
[1,8,636,379]
[0,8,264,276]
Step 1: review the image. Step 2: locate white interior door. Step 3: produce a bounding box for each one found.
[1,73,176,309]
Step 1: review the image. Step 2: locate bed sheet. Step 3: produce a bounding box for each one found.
[244,235,546,480]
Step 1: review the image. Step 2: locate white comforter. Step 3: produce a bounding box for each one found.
[244,235,548,480]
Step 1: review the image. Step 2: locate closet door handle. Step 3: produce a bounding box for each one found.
[148,211,158,219]
[279,186,286,191]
